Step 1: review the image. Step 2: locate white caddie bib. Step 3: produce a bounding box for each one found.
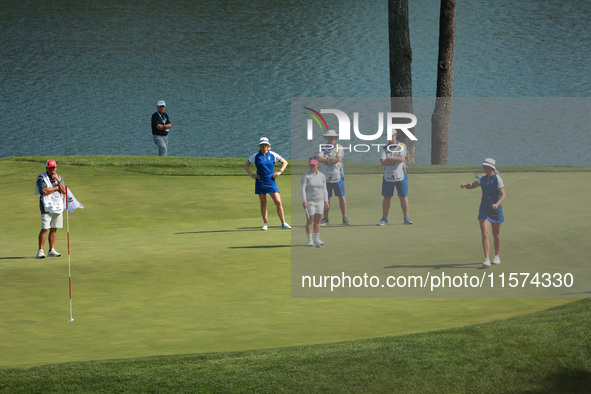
[40,173,64,214]
[383,143,405,183]
[320,145,342,183]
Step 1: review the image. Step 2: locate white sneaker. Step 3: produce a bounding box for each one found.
[261,223,268,231]
[36,249,45,259]
[482,258,491,268]
[314,238,325,247]
[492,256,501,265]
[282,223,292,229]
[48,249,61,257]
[307,238,314,247]
[377,218,389,226]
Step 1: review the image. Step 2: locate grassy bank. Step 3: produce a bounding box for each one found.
[0,299,589,393]
[6,155,591,176]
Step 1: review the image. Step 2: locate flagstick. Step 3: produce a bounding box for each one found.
[66,188,74,322]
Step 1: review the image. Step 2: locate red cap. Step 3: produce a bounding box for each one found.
[308,158,319,165]
[46,160,57,168]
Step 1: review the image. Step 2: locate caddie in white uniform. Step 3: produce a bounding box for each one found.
[35,159,66,258]
[377,132,413,225]
[315,129,350,225]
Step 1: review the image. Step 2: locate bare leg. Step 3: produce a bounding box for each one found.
[48,228,58,250]
[269,192,286,223]
[382,196,392,219]
[305,211,313,234]
[399,196,409,217]
[338,196,347,219]
[479,219,490,259]
[313,213,322,233]
[258,194,268,223]
[323,198,331,220]
[492,222,502,257]
[38,229,48,250]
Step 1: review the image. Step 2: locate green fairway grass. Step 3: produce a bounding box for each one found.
[0,299,589,393]
[0,156,588,368]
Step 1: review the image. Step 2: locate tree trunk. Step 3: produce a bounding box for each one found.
[388,0,415,163]
[431,0,456,165]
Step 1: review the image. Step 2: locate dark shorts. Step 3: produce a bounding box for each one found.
[327,176,345,198]
[381,173,408,197]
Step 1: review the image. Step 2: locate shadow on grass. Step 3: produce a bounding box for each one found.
[228,245,294,249]
[289,224,411,230]
[177,225,409,233]
[0,257,32,260]
[560,290,591,296]
[384,262,479,270]
[175,227,265,235]
[295,224,411,228]
[538,368,591,394]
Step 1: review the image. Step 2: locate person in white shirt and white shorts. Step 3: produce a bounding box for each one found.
[301,158,329,247]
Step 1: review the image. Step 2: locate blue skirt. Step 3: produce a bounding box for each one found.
[478,204,504,223]
[255,175,279,194]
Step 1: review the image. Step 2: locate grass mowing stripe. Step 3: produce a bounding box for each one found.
[0,299,588,393]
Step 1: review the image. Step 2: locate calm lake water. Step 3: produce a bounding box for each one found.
[2,0,589,165]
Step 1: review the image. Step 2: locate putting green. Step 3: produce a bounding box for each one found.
[0,157,584,368]
[290,172,590,297]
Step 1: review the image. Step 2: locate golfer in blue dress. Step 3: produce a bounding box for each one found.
[461,158,506,268]
[244,137,291,231]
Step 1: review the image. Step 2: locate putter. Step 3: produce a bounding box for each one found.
[304,205,310,223]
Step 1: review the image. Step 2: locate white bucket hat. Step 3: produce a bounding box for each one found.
[481,158,496,170]
[322,130,339,138]
[258,137,270,146]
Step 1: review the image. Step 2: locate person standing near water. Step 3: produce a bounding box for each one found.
[315,130,350,225]
[151,100,172,156]
[35,160,66,259]
[244,137,291,231]
[461,158,506,268]
[301,158,329,247]
[377,131,413,226]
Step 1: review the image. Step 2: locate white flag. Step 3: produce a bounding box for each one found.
[66,187,85,213]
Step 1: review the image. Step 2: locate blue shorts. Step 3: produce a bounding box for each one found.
[327,176,345,198]
[382,173,408,197]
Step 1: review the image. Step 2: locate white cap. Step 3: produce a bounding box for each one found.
[258,137,270,146]
[481,158,496,170]
[322,130,339,138]
[156,100,166,107]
